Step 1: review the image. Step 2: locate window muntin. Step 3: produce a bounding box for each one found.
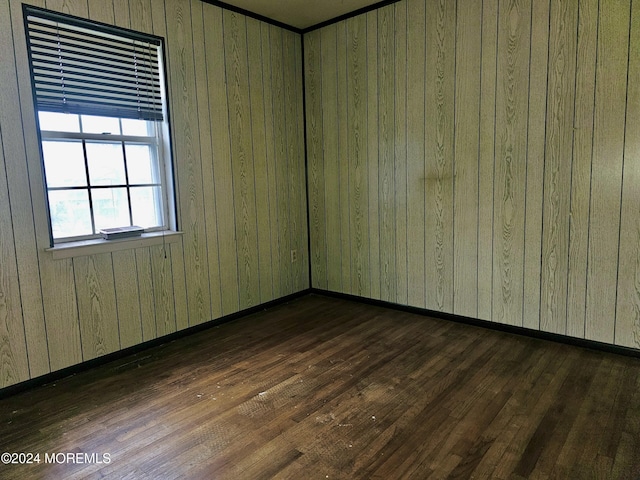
[39,113,167,241]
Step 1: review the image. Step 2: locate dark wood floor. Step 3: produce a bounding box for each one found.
[1,294,639,479]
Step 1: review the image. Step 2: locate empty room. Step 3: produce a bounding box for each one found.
[0,0,639,478]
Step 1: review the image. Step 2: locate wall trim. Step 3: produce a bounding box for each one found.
[200,0,302,33]
[200,0,403,34]
[310,288,640,359]
[0,290,311,399]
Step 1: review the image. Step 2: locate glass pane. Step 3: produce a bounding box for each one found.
[48,189,92,238]
[86,142,126,186]
[122,118,153,137]
[38,112,80,132]
[92,188,130,230]
[81,115,121,135]
[131,186,163,228]
[125,144,159,184]
[42,140,87,187]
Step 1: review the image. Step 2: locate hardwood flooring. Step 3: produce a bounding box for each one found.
[0,294,639,479]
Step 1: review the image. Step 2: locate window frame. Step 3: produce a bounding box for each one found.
[22,4,178,248]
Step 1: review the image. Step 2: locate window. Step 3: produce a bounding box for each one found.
[24,5,175,244]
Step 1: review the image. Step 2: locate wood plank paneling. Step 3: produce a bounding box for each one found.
[522,0,549,331]
[305,30,327,289]
[394,1,407,306]
[151,245,176,337]
[406,0,425,309]
[224,10,260,309]
[192,0,222,320]
[615,0,640,349]
[377,5,395,303]
[585,0,629,343]
[366,10,380,301]
[347,15,369,297]
[2,0,49,383]
[304,0,638,352]
[247,17,273,303]
[337,22,351,295]
[453,0,481,318]
[478,0,499,322]
[320,25,342,293]
[567,0,598,339]
[492,0,530,326]
[74,253,120,361]
[425,0,455,313]
[166,0,211,326]
[540,0,578,335]
[112,250,143,349]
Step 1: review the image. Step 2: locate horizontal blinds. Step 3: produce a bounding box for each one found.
[25,8,164,121]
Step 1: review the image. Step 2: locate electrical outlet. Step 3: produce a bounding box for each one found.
[290,249,298,263]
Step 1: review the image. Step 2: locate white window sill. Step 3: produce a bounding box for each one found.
[46,230,183,260]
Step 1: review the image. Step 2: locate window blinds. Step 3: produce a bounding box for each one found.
[24,6,164,121]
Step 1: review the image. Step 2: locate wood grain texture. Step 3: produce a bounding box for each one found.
[260,21,282,301]
[151,245,176,337]
[112,0,131,29]
[406,0,425,309]
[492,0,530,326]
[366,10,380,301]
[170,242,189,331]
[567,0,598,339]
[453,0,481,318]
[540,0,577,335]
[425,0,455,313]
[522,0,549,331]
[283,30,306,293]
[135,247,156,341]
[128,0,153,34]
[337,22,351,295]
[74,253,120,361]
[0,128,29,388]
[1,295,639,479]
[44,0,87,15]
[615,0,640,349]
[224,10,260,309]
[585,0,629,343]
[87,0,115,23]
[347,15,369,297]
[191,1,222,320]
[247,17,273,303]
[478,0,499,322]
[5,0,50,380]
[112,249,143,349]
[203,3,240,316]
[166,0,211,326]
[271,26,293,296]
[377,5,396,303]
[305,30,328,290]
[394,1,407,306]
[320,25,342,293]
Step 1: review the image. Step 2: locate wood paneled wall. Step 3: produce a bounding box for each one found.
[305,0,640,349]
[0,0,308,389]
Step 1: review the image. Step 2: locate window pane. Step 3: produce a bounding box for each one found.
[131,186,163,228]
[81,115,121,135]
[48,189,92,238]
[92,188,130,230]
[42,140,87,187]
[121,118,153,137]
[86,142,126,186]
[125,144,159,184]
[38,112,80,132]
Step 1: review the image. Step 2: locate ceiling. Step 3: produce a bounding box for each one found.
[216,0,386,30]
